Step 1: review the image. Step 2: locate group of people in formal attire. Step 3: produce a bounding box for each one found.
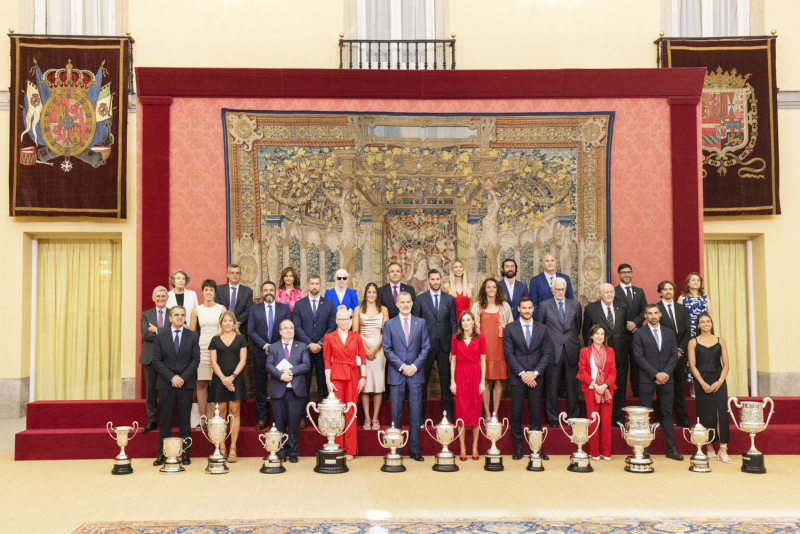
[138,255,731,466]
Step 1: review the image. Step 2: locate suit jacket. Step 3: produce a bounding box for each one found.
[529,272,574,320]
[499,278,530,320]
[214,283,254,338]
[378,283,417,319]
[152,327,201,390]
[166,289,199,322]
[657,301,690,354]
[411,290,457,353]
[139,306,171,365]
[614,284,647,330]
[292,296,336,346]
[536,297,582,366]
[249,301,292,357]
[632,324,679,384]
[577,346,618,397]
[582,300,628,358]
[266,339,311,398]
[503,319,552,387]
[382,314,430,386]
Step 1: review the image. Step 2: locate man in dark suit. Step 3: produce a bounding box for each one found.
[614,263,647,396]
[214,263,254,340]
[266,319,310,463]
[504,297,552,460]
[248,281,292,430]
[378,262,417,399]
[583,283,629,425]
[151,306,200,466]
[139,286,170,433]
[529,253,574,320]
[536,277,582,425]
[657,280,691,428]
[382,291,430,461]
[499,258,529,321]
[632,303,684,460]
[411,269,457,421]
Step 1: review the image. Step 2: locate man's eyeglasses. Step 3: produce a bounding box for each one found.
[337,276,348,281]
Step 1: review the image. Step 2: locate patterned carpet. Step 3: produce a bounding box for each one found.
[72,518,800,534]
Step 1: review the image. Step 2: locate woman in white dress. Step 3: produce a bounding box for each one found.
[352,283,389,430]
[189,279,225,427]
[167,269,199,324]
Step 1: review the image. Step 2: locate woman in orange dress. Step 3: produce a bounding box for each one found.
[323,305,367,460]
[450,311,486,461]
[443,259,473,323]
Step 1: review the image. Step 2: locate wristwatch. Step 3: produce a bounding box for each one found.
[231,372,238,378]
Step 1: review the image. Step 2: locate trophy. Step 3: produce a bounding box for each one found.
[106,421,138,475]
[377,423,409,472]
[559,412,599,473]
[683,418,715,473]
[618,406,660,474]
[259,423,289,474]
[424,411,464,472]
[307,392,357,474]
[524,427,548,472]
[479,412,509,471]
[199,404,234,475]
[729,396,774,474]
[160,437,192,474]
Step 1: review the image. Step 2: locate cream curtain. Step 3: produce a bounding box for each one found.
[35,239,122,400]
[703,239,749,396]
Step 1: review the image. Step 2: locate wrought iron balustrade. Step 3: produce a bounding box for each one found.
[338,39,456,70]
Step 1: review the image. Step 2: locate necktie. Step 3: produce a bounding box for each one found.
[173,330,180,353]
[653,328,660,350]
[267,305,274,341]
[667,304,676,328]
[625,286,633,304]
[284,343,290,361]
[404,317,410,345]
[548,276,554,287]
[606,306,614,328]
[558,300,566,325]
[434,293,439,312]
[393,285,398,303]
[230,286,237,311]
[525,324,531,348]
[157,309,163,328]
[312,299,317,316]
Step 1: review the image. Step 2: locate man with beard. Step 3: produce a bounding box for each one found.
[614,263,647,397]
[499,258,529,321]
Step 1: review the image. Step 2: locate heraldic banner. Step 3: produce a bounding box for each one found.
[8,36,130,218]
[660,38,780,216]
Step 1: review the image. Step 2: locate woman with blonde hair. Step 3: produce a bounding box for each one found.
[277,266,304,312]
[442,259,473,324]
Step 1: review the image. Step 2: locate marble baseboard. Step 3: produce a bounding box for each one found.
[757,371,800,396]
[121,378,136,400]
[0,377,30,419]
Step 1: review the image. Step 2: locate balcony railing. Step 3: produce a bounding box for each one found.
[339,39,456,70]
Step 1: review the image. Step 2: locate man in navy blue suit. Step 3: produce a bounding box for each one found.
[248,280,292,431]
[382,291,430,461]
[499,258,529,321]
[378,262,417,400]
[529,253,573,320]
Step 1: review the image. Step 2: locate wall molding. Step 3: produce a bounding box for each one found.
[0,90,9,111]
[757,371,800,396]
[778,91,800,110]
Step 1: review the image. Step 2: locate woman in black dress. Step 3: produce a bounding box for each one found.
[687,313,731,464]
[208,310,248,462]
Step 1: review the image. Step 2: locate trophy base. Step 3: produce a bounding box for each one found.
[159,458,185,475]
[741,452,767,474]
[432,454,459,472]
[313,448,349,474]
[624,455,654,474]
[381,455,406,473]
[260,456,287,474]
[567,453,593,473]
[484,454,504,472]
[111,460,133,475]
[527,455,545,472]
[205,455,230,475]
[689,454,711,473]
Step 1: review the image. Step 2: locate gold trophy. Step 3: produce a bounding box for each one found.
[559,412,599,473]
[307,392,357,474]
[524,427,548,472]
[259,423,289,474]
[160,437,192,474]
[618,406,660,474]
[729,396,774,474]
[683,418,715,473]
[479,412,509,471]
[377,423,409,472]
[424,411,464,472]
[107,421,138,475]
[199,404,234,475]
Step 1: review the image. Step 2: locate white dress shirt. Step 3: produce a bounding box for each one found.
[504,278,516,295]
[602,302,615,325]
[545,273,556,287]
[649,324,662,351]
[430,289,442,309]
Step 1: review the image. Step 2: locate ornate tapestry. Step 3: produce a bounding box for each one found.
[660,38,780,216]
[8,36,130,218]
[223,111,613,304]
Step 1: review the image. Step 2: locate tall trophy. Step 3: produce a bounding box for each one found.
[618,406,659,473]
[559,411,599,473]
[307,392,357,474]
[729,396,774,474]
[524,427,548,472]
[479,412,509,471]
[683,418,715,473]
[106,421,138,475]
[199,404,234,475]
[160,437,192,474]
[424,412,464,472]
[377,423,409,472]
[259,423,289,474]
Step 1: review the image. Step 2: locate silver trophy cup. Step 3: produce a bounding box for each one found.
[683,418,715,473]
[559,411,599,473]
[259,423,289,474]
[424,412,464,472]
[199,404,234,474]
[618,406,659,474]
[378,423,409,473]
[107,421,138,475]
[307,392,357,474]
[160,437,192,474]
[479,412,509,471]
[729,396,774,474]
[524,427,548,472]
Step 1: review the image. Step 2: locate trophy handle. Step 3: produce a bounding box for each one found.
[106,421,115,440]
[541,426,548,443]
[280,433,289,449]
[340,401,358,437]
[727,397,742,431]
[478,417,489,440]
[762,397,775,428]
[401,430,409,449]
[306,402,322,436]
[181,437,193,454]
[650,422,660,435]
[587,412,600,441]
[558,412,570,438]
[223,414,235,444]
[500,418,510,440]
[199,415,210,444]
[682,426,691,443]
[454,418,465,442]
[377,430,385,447]
[258,433,267,447]
[617,422,627,440]
[708,428,716,444]
[423,419,436,441]
[129,421,139,440]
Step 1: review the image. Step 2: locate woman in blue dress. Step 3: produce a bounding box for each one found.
[678,272,713,397]
[324,268,359,317]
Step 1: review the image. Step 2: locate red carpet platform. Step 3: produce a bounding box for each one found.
[15,397,798,461]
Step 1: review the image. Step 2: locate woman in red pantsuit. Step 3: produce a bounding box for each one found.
[577,324,617,461]
[450,311,486,461]
[323,305,367,461]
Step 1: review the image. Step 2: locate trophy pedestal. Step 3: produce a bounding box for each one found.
[260,454,286,474]
[567,453,593,473]
[381,454,406,473]
[484,453,504,471]
[624,454,654,473]
[111,456,133,475]
[205,453,229,475]
[314,448,349,474]
[741,452,767,474]
[432,453,459,472]
[689,454,711,473]
[527,454,545,472]
[159,457,185,475]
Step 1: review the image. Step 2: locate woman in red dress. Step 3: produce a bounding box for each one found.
[323,305,367,461]
[577,324,617,461]
[443,259,473,322]
[450,311,486,461]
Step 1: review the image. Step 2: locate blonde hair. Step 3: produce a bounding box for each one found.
[215,310,241,336]
[445,259,468,297]
[335,305,350,321]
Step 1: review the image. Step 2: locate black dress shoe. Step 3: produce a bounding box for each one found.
[255,420,267,431]
[677,419,691,428]
[512,450,524,460]
[181,451,191,465]
[548,420,558,428]
[410,452,425,461]
[153,453,166,466]
[277,452,286,462]
[643,446,650,458]
[289,455,299,463]
[142,422,158,433]
[666,447,684,461]
[540,451,550,461]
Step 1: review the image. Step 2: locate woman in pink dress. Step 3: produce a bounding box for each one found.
[443,259,473,323]
[352,283,389,429]
[450,311,486,461]
[276,266,304,311]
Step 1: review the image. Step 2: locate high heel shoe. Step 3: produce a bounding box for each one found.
[459,450,467,461]
[472,454,479,461]
[220,444,227,458]
[227,448,237,463]
[706,446,718,460]
[719,448,732,464]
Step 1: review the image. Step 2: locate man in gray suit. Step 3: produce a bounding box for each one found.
[138,286,170,433]
[536,277,583,426]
